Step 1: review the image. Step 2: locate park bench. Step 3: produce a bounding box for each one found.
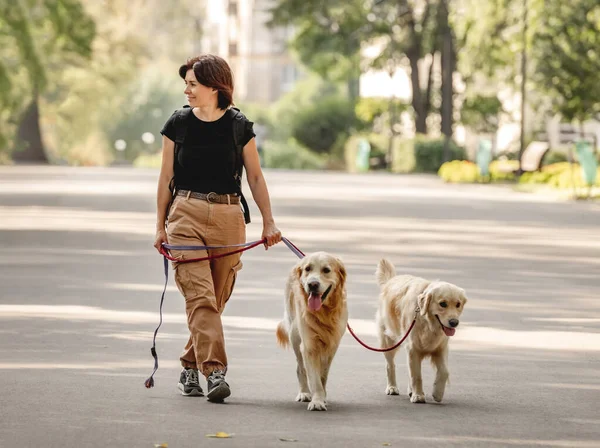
[477,140,549,176]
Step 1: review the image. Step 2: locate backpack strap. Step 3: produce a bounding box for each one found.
[173,106,193,146]
[228,107,251,224]
[165,106,193,222]
[169,106,193,193]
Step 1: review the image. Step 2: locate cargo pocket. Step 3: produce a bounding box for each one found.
[218,260,243,311]
[174,263,199,299]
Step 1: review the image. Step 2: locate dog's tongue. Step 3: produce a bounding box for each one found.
[308,292,322,312]
[443,326,456,337]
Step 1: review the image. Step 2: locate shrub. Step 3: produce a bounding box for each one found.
[391,138,416,173]
[518,162,600,189]
[489,160,518,181]
[133,151,162,168]
[542,150,568,166]
[263,138,326,170]
[438,160,479,183]
[290,96,356,155]
[437,159,519,183]
[413,138,467,173]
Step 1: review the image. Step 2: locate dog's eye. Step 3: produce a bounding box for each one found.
[439,302,448,308]
[456,303,461,308]
[304,266,311,272]
[322,267,331,274]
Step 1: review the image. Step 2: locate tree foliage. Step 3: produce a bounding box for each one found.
[0,0,95,159]
[533,0,600,123]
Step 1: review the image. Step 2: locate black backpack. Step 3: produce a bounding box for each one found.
[168,105,251,224]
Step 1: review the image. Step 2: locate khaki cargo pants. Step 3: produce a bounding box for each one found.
[167,194,245,377]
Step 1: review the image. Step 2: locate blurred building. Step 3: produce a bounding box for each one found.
[201,0,302,104]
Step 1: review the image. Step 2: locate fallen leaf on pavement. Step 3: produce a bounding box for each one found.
[205,432,233,438]
[154,444,168,447]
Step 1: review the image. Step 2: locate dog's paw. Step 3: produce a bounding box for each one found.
[307,399,327,411]
[410,393,426,403]
[386,386,400,395]
[295,392,311,402]
[432,392,444,403]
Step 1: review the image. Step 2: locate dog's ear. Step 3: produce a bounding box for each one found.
[294,260,304,281]
[418,287,433,316]
[336,258,347,285]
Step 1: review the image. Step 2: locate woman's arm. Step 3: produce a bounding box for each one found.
[243,137,282,248]
[154,135,175,251]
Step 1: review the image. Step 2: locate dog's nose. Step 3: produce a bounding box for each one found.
[308,281,320,292]
[449,319,459,328]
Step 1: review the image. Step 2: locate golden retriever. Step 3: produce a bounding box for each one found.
[276,252,347,411]
[375,258,468,403]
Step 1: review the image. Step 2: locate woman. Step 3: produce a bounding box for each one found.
[154,54,282,403]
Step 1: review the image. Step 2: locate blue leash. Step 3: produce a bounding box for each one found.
[144,237,304,388]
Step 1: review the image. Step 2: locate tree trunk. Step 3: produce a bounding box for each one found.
[439,0,455,162]
[347,56,361,106]
[424,50,436,121]
[387,90,397,169]
[13,95,48,164]
[409,53,427,134]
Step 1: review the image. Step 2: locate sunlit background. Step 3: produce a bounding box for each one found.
[0,0,598,193]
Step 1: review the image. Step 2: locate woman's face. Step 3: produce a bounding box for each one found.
[183,69,215,108]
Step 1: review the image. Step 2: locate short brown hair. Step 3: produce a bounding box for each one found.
[179,55,234,110]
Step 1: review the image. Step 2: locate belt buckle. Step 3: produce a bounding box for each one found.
[206,192,218,203]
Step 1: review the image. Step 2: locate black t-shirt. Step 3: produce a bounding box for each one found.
[160,109,255,194]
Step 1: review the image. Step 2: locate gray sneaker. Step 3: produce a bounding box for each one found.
[206,369,230,403]
[178,368,204,396]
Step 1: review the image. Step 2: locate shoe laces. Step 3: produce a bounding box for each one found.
[209,369,226,381]
[185,368,200,386]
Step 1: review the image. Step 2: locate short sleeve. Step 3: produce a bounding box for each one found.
[242,119,256,147]
[160,111,178,142]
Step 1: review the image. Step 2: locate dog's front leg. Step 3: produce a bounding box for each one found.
[303,352,327,411]
[407,349,426,403]
[291,329,311,402]
[431,347,449,403]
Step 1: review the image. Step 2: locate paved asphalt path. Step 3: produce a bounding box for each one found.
[0,166,599,448]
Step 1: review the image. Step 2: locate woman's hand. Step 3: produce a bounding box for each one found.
[154,228,169,253]
[262,221,282,250]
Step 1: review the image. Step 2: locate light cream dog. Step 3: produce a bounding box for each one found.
[375,258,468,403]
[276,252,348,411]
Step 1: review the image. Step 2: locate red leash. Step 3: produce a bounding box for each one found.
[159,239,266,263]
[145,237,417,389]
[346,309,419,353]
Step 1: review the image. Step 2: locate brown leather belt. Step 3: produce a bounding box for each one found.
[177,190,240,205]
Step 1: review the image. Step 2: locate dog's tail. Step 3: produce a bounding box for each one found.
[376,258,396,287]
[276,321,290,349]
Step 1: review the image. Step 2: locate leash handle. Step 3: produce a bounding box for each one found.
[282,237,305,259]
